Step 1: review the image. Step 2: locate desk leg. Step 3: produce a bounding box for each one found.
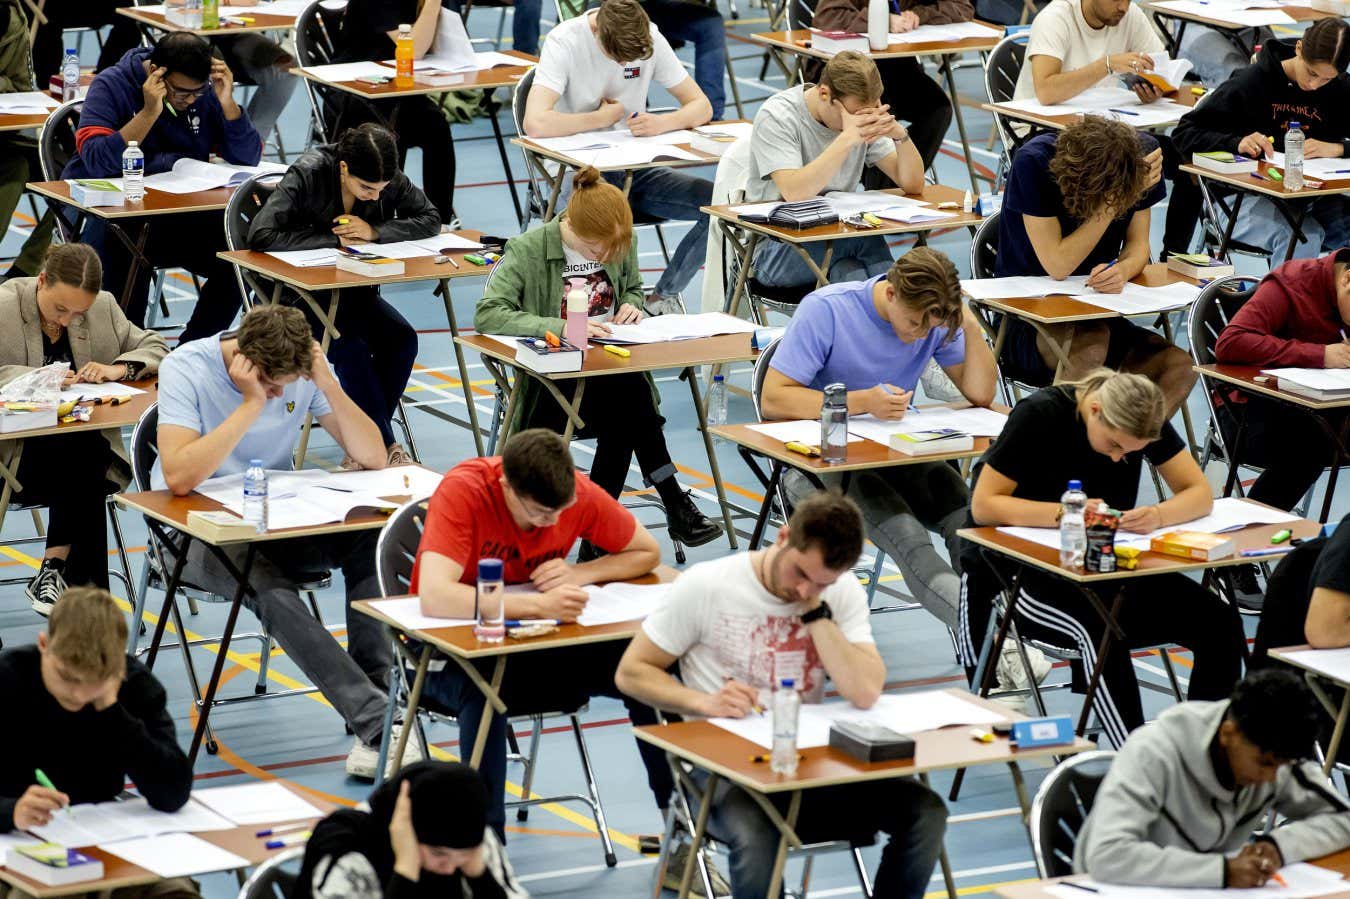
[559,380,586,443]
[373,632,409,786]
[188,544,256,764]
[541,162,567,222]
[1075,585,1127,738]
[920,772,959,899]
[497,373,524,448]
[296,289,342,467]
[388,643,434,779]
[1159,315,1198,451]
[438,279,486,456]
[750,460,784,550]
[790,241,832,287]
[470,657,508,769]
[676,771,719,899]
[752,790,802,899]
[0,440,26,537]
[144,521,191,670]
[1323,684,1350,777]
[110,221,153,314]
[939,54,982,195]
[485,104,524,226]
[685,367,738,550]
[722,228,760,322]
[1215,192,1245,262]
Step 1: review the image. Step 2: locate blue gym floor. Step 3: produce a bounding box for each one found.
[2,9,1342,896]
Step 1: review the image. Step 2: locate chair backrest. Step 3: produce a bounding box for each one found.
[235,846,305,899]
[295,0,350,142]
[512,67,552,221]
[751,336,782,422]
[40,99,81,182]
[985,34,1029,164]
[376,496,434,598]
[130,403,160,492]
[969,209,1000,280]
[1029,750,1116,879]
[1186,274,1261,368]
[224,172,287,309]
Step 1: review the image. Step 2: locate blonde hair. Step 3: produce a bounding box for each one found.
[820,51,883,105]
[47,587,128,683]
[41,243,102,293]
[595,0,653,62]
[564,166,633,264]
[1071,368,1166,440]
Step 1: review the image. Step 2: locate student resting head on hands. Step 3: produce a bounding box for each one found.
[958,369,1242,748]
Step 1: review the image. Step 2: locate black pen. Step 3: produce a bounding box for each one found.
[1061,882,1099,894]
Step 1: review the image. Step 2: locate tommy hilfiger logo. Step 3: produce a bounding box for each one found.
[623,66,641,79]
[286,401,295,413]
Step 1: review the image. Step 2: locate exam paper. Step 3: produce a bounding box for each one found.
[99,833,250,879]
[300,61,392,83]
[960,276,1094,300]
[887,21,1001,42]
[1260,368,1350,392]
[1278,646,1350,684]
[875,206,958,224]
[823,191,931,216]
[1044,863,1348,899]
[195,469,400,530]
[263,247,339,267]
[847,406,1008,445]
[1149,0,1296,23]
[367,596,475,630]
[529,130,702,166]
[58,381,145,403]
[996,89,1188,127]
[0,91,59,113]
[1265,152,1350,181]
[747,419,864,445]
[1076,281,1200,316]
[996,497,1300,552]
[575,582,672,626]
[31,798,234,846]
[596,312,758,344]
[193,782,323,826]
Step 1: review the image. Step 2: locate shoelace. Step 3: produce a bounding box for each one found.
[35,571,65,603]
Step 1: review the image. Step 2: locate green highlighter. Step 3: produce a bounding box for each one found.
[35,768,69,814]
[1271,529,1292,545]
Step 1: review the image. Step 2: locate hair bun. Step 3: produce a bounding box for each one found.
[573,166,602,190]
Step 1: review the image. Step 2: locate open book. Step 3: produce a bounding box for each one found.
[1118,53,1193,93]
[141,158,288,195]
[591,312,758,345]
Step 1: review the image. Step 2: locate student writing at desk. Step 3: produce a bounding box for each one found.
[62,32,261,340]
[0,244,167,617]
[996,117,1197,414]
[0,0,55,281]
[249,123,439,468]
[1255,513,1350,659]
[957,370,1242,748]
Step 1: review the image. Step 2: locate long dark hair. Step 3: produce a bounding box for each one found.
[1300,18,1350,72]
[337,122,400,182]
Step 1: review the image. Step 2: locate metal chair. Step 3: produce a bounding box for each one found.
[295,0,357,145]
[234,846,305,899]
[966,210,1036,406]
[1185,94,1275,269]
[983,33,1029,191]
[373,497,621,867]
[1028,750,1116,878]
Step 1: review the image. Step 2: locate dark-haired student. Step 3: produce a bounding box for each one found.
[333,0,456,223]
[0,244,167,616]
[248,123,439,467]
[62,32,261,340]
[996,116,1197,414]
[1076,669,1350,888]
[1254,514,1350,664]
[1174,19,1350,262]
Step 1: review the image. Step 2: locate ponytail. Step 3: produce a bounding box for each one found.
[564,166,633,264]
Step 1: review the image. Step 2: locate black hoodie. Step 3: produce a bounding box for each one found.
[1173,37,1350,159]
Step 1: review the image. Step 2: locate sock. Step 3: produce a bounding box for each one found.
[650,466,686,511]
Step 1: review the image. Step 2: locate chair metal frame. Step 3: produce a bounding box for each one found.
[1028,750,1117,879]
[983,33,1030,191]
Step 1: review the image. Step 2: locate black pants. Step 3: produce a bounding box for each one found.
[1157,133,1202,256]
[877,58,953,172]
[80,212,246,341]
[12,431,118,589]
[336,96,455,223]
[1218,397,1342,512]
[30,0,141,84]
[524,373,677,500]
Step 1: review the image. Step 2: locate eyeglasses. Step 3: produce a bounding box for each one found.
[166,83,208,101]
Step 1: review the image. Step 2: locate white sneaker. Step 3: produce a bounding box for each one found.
[920,359,965,403]
[995,640,1053,693]
[345,723,426,780]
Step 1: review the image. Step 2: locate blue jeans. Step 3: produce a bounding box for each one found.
[606,168,713,296]
[642,0,727,119]
[690,771,948,898]
[753,234,893,288]
[444,0,541,55]
[1230,195,1350,263]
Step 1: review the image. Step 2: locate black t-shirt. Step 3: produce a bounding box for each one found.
[42,330,73,367]
[977,385,1186,512]
[336,0,450,64]
[1254,514,1350,662]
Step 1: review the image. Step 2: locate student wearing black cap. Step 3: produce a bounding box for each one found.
[296,761,526,899]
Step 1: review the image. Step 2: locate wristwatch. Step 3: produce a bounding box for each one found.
[800,601,833,625]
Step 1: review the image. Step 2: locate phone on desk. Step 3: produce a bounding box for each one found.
[357,74,390,85]
[842,214,877,230]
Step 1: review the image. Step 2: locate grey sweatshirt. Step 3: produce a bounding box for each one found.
[1074,700,1350,887]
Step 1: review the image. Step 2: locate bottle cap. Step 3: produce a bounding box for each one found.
[780,678,795,688]
[1290,121,1300,128]
[249,458,263,466]
[1067,479,1082,490]
[67,49,77,54]
[399,22,411,30]
[822,382,847,406]
[478,558,504,581]
[128,140,138,147]
[566,288,587,312]
[713,374,724,382]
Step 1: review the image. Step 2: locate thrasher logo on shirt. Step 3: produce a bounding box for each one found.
[623,66,641,79]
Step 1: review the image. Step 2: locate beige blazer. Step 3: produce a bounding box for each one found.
[0,277,169,488]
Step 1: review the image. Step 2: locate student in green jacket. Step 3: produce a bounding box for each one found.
[0,0,55,280]
[474,166,722,550]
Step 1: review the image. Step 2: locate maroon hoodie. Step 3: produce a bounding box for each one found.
[1215,251,1348,368]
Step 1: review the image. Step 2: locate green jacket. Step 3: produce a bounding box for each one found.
[0,0,33,95]
[474,220,659,436]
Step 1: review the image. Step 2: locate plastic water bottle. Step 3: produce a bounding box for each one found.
[122,141,144,202]
[1284,121,1304,192]
[474,558,506,644]
[771,678,800,776]
[61,50,80,102]
[1059,479,1087,569]
[867,0,888,50]
[202,0,219,29]
[708,374,727,442]
[181,0,203,28]
[242,460,267,533]
[565,287,588,349]
[821,382,848,464]
[395,24,415,89]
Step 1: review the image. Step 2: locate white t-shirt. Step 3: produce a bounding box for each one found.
[532,11,688,119]
[1012,0,1165,101]
[642,554,875,710]
[561,243,615,319]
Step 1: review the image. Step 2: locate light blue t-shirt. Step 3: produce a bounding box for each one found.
[769,276,966,393]
[150,333,332,489]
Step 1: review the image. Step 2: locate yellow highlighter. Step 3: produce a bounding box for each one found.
[862,213,883,226]
[603,344,631,358]
[337,217,350,225]
[785,441,821,457]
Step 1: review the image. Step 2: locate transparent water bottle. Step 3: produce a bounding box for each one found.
[708,374,727,442]
[61,50,80,102]
[1059,479,1087,569]
[395,24,415,89]
[821,382,848,464]
[122,141,144,202]
[182,0,203,28]
[1284,121,1304,192]
[771,678,800,776]
[242,459,267,533]
[474,558,506,644]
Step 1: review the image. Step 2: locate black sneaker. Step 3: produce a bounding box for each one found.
[26,562,68,618]
[666,491,724,547]
[1231,563,1264,612]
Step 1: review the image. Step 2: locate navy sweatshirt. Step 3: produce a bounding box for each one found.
[63,46,261,180]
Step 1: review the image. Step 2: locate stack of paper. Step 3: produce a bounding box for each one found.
[996,497,1300,552]
[595,312,759,344]
[529,129,701,167]
[887,21,1002,43]
[823,190,931,216]
[58,381,145,404]
[142,158,288,195]
[194,466,436,531]
[1044,863,1348,899]
[849,406,1009,444]
[1261,368,1350,395]
[300,61,391,83]
[411,12,521,74]
[996,87,1189,127]
[1265,152,1350,181]
[0,91,60,114]
[1077,281,1200,315]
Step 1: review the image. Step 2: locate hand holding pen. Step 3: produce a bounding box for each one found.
[1086,258,1125,294]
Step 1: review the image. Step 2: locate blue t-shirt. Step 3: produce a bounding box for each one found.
[151,333,332,489]
[769,275,966,393]
[995,132,1166,278]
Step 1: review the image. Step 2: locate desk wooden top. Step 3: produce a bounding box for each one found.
[634,689,1095,795]
[0,111,53,132]
[1140,0,1334,28]
[27,179,233,219]
[0,783,334,899]
[293,52,537,100]
[457,332,759,380]
[960,510,1324,584]
[2,380,156,441]
[511,130,737,174]
[1269,643,1350,686]
[1195,363,1350,411]
[219,230,494,290]
[749,26,1002,61]
[972,264,1198,325]
[704,184,983,244]
[983,88,1198,132]
[117,5,299,35]
[353,566,678,659]
[1182,159,1350,200]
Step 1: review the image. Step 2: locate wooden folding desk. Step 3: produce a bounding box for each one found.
[293,54,537,224]
[748,27,1005,193]
[1181,159,1350,265]
[635,690,1096,899]
[0,783,333,898]
[0,110,54,133]
[960,511,1323,738]
[1141,0,1336,58]
[1270,644,1350,776]
[1194,363,1350,522]
[456,331,756,549]
[116,4,300,36]
[219,229,496,458]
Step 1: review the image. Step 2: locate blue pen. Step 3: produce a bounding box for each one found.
[880,384,919,411]
[256,823,310,838]
[1240,547,1293,558]
[1109,108,1140,116]
[889,0,902,12]
[506,618,562,627]
[1102,258,1119,270]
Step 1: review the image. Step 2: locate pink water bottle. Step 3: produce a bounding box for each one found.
[565,287,588,348]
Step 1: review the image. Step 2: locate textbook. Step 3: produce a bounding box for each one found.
[1149,530,1235,561]
[6,844,104,886]
[0,403,56,434]
[1191,152,1258,175]
[1117,53,1193,94]
[186,509,259,541]
[807,28,870,54]
[68,179,125,207]
[513,337,583,374]
[335,250,405,277]
[1167,253,1234,280]
[888,428,974,455]
[1262,367,1350,401]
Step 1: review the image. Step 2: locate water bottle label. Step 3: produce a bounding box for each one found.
[772,650,805,687]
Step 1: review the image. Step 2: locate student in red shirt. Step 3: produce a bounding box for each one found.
[410,429,669,839]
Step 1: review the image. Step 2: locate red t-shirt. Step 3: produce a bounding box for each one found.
[410,456,638,589]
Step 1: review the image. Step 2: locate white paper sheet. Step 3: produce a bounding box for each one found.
[1045,863,1348,899]
[299,61,392,83]
[1279,646,1350,684]
[875,206,958,224]
[595,312,759,344]
[747,420,864,445]
[997,497,1301,552]
[58,381,145,403]
[99,833,250,879]
[960,276,1094,300]
[1149,0,1296,23]
[0,91,60,113]
[1260,368,1350,392]
[529,129,703,166]
[263,247,338,267]
[728,201,781,217]
[31,798,234,846]
[324,465,444,499]
[367,596,476,630]
[1264,152,1350,180]
[996,88,1188,127]
[142,159,287,194]
[848,406,1009,444]
[193,783,323,826]
[886,21,1002,42]
[1076,281,1200,316]
[575,582,673,626]
[823,190,930,216]
[195,469,399,530]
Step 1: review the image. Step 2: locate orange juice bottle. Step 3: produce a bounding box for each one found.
[395,24,414,89]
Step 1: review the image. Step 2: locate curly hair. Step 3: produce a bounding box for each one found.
[1048,117,1149,222]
